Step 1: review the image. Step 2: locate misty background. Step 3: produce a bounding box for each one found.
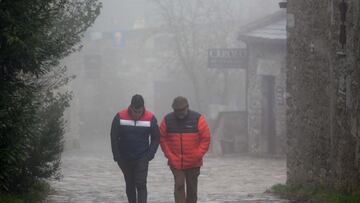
[62,0,281,153]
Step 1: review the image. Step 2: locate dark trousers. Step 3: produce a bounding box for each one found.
[170,167,200,203]
[117,157,149,203]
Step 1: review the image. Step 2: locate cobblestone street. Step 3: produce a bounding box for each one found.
[46,150,288,203]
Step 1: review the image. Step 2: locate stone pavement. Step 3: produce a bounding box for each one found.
[45,150,288,203]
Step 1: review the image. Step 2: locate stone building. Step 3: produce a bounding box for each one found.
[238,11,287,156]
[287,0,360,193]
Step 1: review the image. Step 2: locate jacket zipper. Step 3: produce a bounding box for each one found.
[180,133,183,169]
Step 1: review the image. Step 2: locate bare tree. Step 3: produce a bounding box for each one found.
[152,0,242,114]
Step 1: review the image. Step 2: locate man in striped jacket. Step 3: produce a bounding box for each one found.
[160,96,211,203]
[110,94,160,203]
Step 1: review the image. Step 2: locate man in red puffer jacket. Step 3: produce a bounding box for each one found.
[160,96,211,203]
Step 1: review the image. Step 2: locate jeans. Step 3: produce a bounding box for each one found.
[118,156,149,203]
[171,167,200,203]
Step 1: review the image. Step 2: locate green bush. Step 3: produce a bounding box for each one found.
[0,0,101,198]
[0,70,71,195]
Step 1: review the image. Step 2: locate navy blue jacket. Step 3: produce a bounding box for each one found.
[110,108,160,161]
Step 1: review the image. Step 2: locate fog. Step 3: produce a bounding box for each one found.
[45,1,289,202]
[62,0,283,154]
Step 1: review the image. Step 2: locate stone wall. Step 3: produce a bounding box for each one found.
[287,0,360,193]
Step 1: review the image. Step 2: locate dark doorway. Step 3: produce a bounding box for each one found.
[261,75,276,154]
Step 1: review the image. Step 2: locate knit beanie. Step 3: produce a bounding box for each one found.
[172,96,189,110]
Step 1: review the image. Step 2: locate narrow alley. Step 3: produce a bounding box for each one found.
[46,151,287,203]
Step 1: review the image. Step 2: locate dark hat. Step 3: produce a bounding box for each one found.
[172,96,189,110]
[130,94,144,108]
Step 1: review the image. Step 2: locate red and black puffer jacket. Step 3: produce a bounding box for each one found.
[160,110,210,169]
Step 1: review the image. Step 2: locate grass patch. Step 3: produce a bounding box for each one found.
[20,180,51,203]
[0,180,51,203]
[0,193,23,203]
[271,183,360,203]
